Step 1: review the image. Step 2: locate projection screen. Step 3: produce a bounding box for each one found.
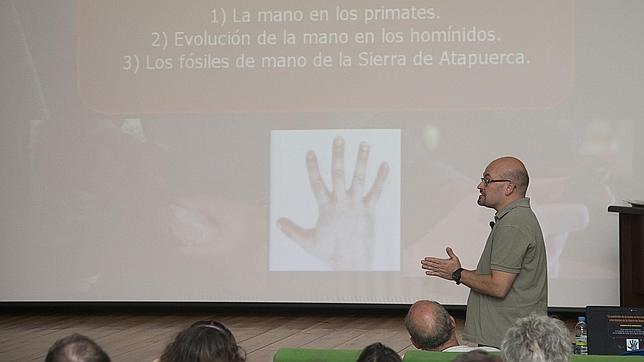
[1,0,643,307]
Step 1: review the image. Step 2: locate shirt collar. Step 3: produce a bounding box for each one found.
[494,197,531,222]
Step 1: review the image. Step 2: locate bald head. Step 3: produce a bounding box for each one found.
[404,300,456,351]
[45,334,110,362]
[486,157,529,196]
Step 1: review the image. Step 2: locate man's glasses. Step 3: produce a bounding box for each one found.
[480,178,513,186]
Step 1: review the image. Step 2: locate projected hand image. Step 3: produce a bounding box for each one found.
[276,136,390,270]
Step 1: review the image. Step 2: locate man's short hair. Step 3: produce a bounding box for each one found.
[501,314,572,362]
[503,160,529,195]
[45,334,110,362]
[404,300,452,350]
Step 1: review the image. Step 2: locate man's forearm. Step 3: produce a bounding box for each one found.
[459,269,516,299]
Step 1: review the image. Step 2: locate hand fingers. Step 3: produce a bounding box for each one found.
[421,257,452,273]
[276,217,314,248]
[331,136,346,200]
[365,162,389,208]
[306,150,330,205]
[420,257,442,269]
[420,259,445,276]
[349,142,369,199]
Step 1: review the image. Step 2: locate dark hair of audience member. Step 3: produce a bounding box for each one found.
[45,333,110,362]
[451,349,502,362]
[356,342,402,362]
[158,320,246,362]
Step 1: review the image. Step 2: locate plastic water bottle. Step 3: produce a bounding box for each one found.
[575,316,588,355]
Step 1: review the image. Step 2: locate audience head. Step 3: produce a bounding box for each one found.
[45,333,110,362]
[404,300,457,351]
[501,313,572,362]
[356,342,402,362]
[451,350,502,362]
[156,320,245,362]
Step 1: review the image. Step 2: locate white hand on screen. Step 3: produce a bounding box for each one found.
[277,136,389,270]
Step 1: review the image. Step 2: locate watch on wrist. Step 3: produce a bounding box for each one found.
[451,268,464,285]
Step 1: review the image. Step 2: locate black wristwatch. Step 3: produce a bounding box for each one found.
[451,268,464,285]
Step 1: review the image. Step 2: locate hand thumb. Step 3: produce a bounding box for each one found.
[446,247,456,259]
[277,218,313,245]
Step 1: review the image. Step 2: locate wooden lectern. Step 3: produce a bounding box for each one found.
[608,205,644,307]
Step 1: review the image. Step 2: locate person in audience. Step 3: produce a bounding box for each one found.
[154,320,246,362]
[421,157,548,347]
[404,300,498,352]
[451,350,502,362]
[356,342,402,362]
[452,349,503,362]
[45,333,110,362]
[501,313,572,362]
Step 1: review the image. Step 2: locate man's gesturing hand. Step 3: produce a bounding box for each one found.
[421,247,462,280]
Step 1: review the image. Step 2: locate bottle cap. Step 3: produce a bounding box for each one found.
[578,316,586,322]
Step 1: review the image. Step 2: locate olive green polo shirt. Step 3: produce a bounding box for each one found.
[463,197,548,347]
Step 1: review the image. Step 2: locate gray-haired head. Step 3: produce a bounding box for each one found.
[501,313,572,362]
